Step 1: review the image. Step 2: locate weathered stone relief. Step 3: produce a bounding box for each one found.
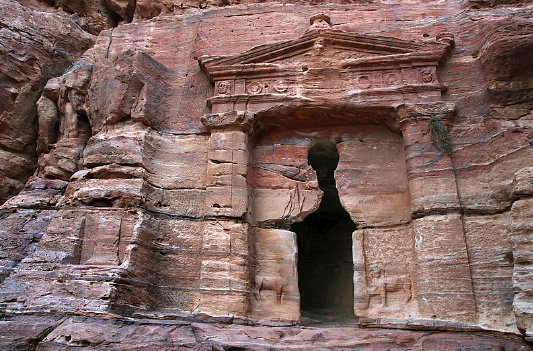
[353,225,417,320]
[366,267,412,308]
[252,228,299,321]
[79,210,138,265]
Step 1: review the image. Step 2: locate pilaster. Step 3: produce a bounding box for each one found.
[397,103,476,323]
[196,111,253,318]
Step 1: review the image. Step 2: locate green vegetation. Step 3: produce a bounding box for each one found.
[430,116,452,154]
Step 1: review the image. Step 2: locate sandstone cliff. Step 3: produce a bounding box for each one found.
[0,0,533,349]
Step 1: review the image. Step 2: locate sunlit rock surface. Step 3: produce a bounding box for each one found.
[1,0,533,349]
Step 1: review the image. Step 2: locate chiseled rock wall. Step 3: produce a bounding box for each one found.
[0,0,533,348]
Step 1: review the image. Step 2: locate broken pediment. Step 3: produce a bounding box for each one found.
[199,14,455,115]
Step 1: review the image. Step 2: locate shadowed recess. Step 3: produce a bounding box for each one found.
[291,140,356,321]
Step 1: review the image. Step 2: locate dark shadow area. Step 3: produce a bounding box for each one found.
[291,141,357,323]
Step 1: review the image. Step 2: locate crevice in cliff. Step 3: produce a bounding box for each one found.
[105,27,115,59]
[140,206,248,223]
[411,208,464,219]
[4,202,247,225]
[291,141,356,321]
[452,138,530,174]
[142,181,207,192]
[409,202,515,220]
[252,164,310,183]
[462,192,533,217]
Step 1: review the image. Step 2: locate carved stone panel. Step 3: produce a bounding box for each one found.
[252,228,299,321]
[80,210,138,266]
[357,226,418,319]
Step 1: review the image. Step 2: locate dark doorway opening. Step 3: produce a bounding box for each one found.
[291,141,357,322]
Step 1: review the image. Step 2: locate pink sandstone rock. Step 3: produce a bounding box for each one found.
[0,1,533,349]
[0,0,94,204]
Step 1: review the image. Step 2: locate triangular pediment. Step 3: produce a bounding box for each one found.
[199,15,454,114]
[199,28,453,81]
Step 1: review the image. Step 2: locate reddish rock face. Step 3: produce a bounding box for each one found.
[0,0,95,204]
[1,0,533,349]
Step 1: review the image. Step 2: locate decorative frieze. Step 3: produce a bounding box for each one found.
[214,79,297,97]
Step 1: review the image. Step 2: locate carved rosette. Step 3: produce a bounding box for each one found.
[358,75,372,89]
[420,68,435,83]
[385,73,400,87]
[247,82,263,94]
[215,80,232,95]
[273,80,288,93]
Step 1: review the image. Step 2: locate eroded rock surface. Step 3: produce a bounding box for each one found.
[0,0,533,348]
[0,0,95,204]
[0,313,532,351]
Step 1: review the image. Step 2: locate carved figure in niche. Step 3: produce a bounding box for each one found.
[254,275,289,304]
[367,267,412,307]
[254,261,295,304]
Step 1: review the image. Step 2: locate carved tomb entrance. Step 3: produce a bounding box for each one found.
[198,14,477,325]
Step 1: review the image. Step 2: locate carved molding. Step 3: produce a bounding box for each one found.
[396,102,457,127]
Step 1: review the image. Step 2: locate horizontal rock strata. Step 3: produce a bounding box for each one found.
[1,314,532,351]
[0,0,533,348]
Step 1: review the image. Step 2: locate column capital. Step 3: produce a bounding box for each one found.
[201,111,254,132]
[396,102,456,127]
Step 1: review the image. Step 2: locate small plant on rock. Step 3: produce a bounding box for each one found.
[430,116,452,154]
